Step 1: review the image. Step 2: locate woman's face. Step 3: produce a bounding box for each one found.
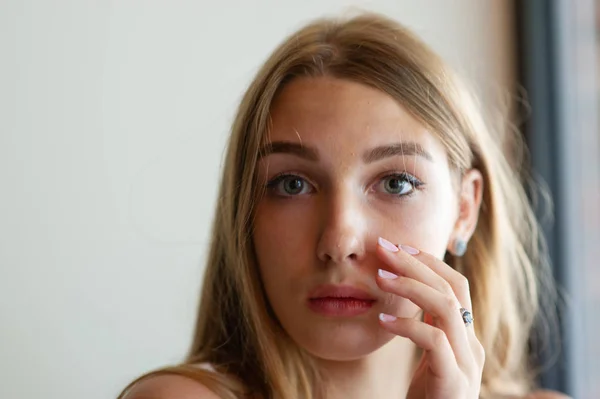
[253,76,466,361]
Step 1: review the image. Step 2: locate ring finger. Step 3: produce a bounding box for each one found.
[376,273,477,370]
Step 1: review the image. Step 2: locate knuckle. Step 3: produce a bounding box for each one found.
[440,280,454,296]
[431,328,448,347]
[405,318,419,335]
[443,294,459,310]
[475,341,486,364]
[454,274,470,293]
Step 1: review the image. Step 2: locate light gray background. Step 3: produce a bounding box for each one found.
[0,1,515,398]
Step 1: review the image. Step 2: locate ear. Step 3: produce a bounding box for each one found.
[448,168,484,254]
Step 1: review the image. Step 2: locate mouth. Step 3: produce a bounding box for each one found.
[307,284,377,317]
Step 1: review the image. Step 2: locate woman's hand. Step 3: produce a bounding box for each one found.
[375,237,485,399]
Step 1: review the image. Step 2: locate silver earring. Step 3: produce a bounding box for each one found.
[453,239,468,257]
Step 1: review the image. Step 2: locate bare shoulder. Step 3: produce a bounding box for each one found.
[524,390,572,399]
[122,374,222,399]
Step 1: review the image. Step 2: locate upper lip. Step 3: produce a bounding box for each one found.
[308,284,376,301]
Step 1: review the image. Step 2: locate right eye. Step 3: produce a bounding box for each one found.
[266,174,314,196]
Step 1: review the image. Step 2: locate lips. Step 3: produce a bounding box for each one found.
[308,284,376,317]
[309,284,376,301]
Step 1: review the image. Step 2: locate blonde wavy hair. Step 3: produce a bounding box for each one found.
[119,12,554,399]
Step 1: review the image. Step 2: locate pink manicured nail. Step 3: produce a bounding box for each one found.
[378,237,399,252]
[378,269,399,279]
[399,244,419,255]
[379,313,397,322]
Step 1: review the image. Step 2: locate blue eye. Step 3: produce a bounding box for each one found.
[378,173,423,197]
[266,174,313,196]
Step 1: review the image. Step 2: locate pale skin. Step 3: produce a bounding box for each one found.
[254,76,482,398]
[125,77,570,399]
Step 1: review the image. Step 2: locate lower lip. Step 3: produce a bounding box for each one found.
[308,297,375,316]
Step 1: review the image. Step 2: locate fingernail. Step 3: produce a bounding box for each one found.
[378,237,399,252]
[379,313,397,322]
[378,269,399,279]
[399,244,419,255]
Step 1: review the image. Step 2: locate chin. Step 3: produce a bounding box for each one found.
[283,313,395,361]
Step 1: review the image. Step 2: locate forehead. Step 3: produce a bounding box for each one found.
[268,76,447,161]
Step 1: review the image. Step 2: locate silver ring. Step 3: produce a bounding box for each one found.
[460,307,473,326]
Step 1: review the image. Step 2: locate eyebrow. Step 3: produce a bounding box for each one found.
[258,141,319,161]
[363,142,433,163]
[258,140,433,163]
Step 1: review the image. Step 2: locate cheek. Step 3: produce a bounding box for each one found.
[384,191,456,258]
[253,200,317,284]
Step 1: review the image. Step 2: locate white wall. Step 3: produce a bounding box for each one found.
[0,1,514,398]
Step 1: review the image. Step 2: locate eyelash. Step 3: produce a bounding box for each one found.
[265,171,425,198]
[378,172,425,198]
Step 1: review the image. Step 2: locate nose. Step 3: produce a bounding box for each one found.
[316,192,367,265]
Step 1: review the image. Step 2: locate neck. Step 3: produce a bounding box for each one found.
[316,337,418,399]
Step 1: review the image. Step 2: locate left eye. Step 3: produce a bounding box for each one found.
[376,173,423,196]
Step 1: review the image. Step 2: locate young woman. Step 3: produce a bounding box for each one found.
[119,12,569,399]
